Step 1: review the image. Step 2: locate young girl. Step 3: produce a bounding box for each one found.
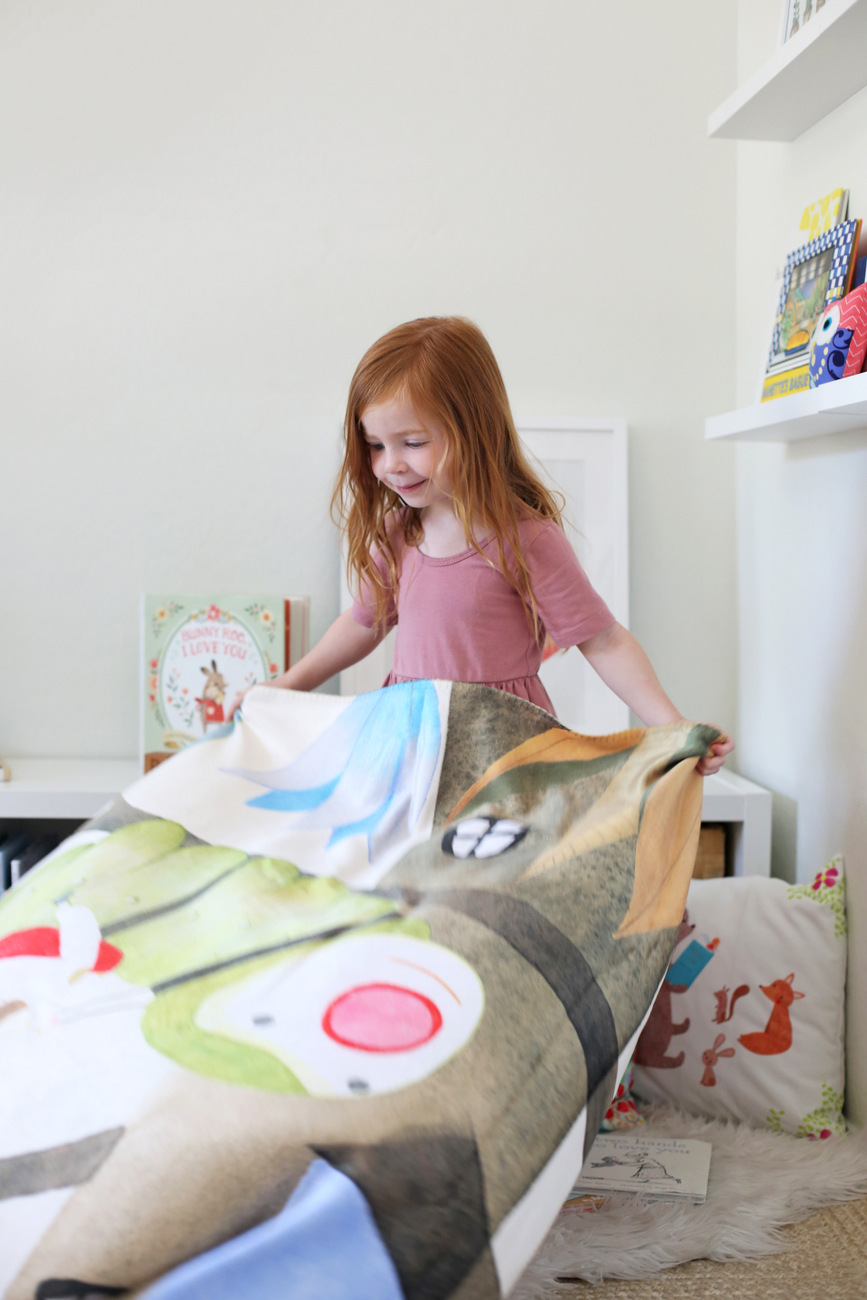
[233,316,732,777]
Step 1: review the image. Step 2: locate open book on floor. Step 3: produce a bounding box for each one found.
[568,1132,712,1203]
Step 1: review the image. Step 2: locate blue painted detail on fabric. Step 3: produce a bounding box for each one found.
[226,682,442,860]
[141,1158,405,1300]
[248,773,341,812]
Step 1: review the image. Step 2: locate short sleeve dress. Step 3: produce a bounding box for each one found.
[351,517,615,716]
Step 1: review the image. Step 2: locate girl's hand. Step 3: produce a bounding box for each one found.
[227,688,249,721]
[696,731,735,778]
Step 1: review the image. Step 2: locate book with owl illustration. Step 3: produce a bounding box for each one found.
[141,594,309,771]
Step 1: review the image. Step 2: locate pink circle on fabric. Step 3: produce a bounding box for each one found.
[322,982,443,1053]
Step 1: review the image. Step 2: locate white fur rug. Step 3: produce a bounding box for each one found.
[512,1107,867,1295]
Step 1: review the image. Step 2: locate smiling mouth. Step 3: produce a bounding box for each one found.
[394,481,426,494]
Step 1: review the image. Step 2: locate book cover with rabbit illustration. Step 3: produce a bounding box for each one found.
[141,594,309,772]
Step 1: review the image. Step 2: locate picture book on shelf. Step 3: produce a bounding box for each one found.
[780,0,831,46]
[141,595,309,772]
[568,1132,712,1203]
[762,217,861,402]
[798,188,849,244]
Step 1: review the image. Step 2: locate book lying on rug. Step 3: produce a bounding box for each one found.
[568,1132,712,1203]
[141,594,310,772]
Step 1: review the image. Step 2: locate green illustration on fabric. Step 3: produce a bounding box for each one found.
[765,1108,786,1135]
[765,1083,846,1140]
[456,751,635,820]
[788,856,847,936]
[143,948,311,1093]
[796,1083,847,1140]
[0,821,430,1091]
[140,915,431,1091]
[0,821,189,935]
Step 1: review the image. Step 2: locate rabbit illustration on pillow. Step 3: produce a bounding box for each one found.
[700,1032,735,1087]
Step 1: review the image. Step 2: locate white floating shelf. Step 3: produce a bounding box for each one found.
[706,370,867,441]
[0,758,140,818]
[708,0,867,141]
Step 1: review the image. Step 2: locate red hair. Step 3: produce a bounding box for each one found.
[332,316,564,635]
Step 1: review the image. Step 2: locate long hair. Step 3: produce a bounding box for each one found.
[332,316,564,636]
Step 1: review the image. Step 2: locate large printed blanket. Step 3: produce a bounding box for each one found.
[0,683,717,1299]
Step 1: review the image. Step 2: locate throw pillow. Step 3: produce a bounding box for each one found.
[632,859,847,1138]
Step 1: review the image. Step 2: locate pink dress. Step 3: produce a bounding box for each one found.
[351,518,615,716]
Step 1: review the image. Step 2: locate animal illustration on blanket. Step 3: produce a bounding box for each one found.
[228,679,442,863]
[0,683,718,1300]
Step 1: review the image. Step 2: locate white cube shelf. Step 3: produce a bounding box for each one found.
[701,769,772,877]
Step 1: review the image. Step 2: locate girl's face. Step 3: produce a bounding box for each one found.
[360,394,453,513]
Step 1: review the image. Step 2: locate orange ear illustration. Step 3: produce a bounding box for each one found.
[446,727,643,825]
[613,755,704,939]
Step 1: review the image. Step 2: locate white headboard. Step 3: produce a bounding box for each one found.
[339,417,629,735]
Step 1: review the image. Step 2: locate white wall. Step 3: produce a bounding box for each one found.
[0,0,738,760]
[734,1,867,1124]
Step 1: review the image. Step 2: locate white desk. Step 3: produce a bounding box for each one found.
[2,758,774,878]
[0,758,140,820]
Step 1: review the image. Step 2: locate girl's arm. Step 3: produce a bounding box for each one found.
[228,610,387,716]
[578,621,734,776]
